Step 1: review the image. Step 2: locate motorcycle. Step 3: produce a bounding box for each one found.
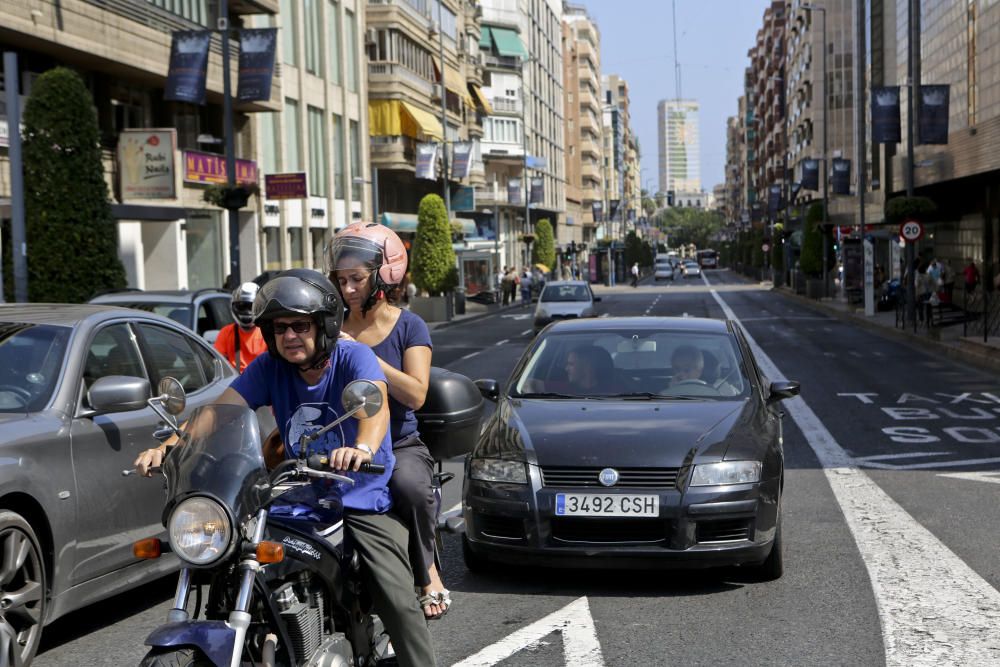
[129,368,482,667]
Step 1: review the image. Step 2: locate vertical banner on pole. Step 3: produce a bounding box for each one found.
[529,176,544,204]
[831,158,851,195]
[871,86,901,143]
[801,159,820,191]
[237,28,278,102]
[415,143,439,180]
[767,184,782,218]
[591,201,603,222]
[164,31,212,104]
[451,141,472,180]
[507,178,522,205]
[918,84,950,145]
[608,198,620,220]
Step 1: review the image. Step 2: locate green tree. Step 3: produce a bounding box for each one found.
[531,218,556,272]
[19,67,125,302]
[411,194,457,295]
[885,196,937,224]
[799,203,824,276]
[652,207,725,249]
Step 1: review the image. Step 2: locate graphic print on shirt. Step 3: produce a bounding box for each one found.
[286,403,346,458]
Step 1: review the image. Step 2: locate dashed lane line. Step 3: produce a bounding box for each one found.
[495,339,508,346]
[459,352,479,361]
[709,284,1000,665]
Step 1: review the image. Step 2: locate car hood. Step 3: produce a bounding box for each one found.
[487,398,754,468]
[537,302,591,316]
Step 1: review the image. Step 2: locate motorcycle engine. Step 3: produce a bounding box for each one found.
[274,581,325,662]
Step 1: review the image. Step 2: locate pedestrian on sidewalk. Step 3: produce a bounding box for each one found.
[520,267,533,306]
[495,266,505,300]
[940,259,955,303]
[630,262,640,288]
[963,258,980,296]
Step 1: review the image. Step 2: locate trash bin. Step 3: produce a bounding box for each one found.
[454,286,466,315]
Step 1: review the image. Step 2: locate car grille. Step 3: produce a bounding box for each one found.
[551,517,668,544]
[696,519,752,543]
[540,466,679,489]
[477,514,524,541]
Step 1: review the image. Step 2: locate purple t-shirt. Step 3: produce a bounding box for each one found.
[370,309,433,443]
[231,341,394,513]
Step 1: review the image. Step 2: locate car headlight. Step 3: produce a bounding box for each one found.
[470,458,527,484]
[690,461,762,486]
[535,308,548,319]
[168,497,232,565]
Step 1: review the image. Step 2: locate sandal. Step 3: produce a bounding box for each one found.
[417,589,451,620]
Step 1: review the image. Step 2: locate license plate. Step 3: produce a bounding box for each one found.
[555,494,659,517]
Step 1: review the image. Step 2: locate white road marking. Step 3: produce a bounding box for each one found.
[453,596,604,667]
[937,471,1000,485]
[854,452,953,462]
[495,339,508,346]
[861,456,1000,471]
[500,314,531,320]
[460,352,479,361]
[709,287,1000,665]
[521,329,533,336]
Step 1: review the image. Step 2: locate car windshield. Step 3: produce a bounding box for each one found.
[512,329,751,400]
[0,322,71,412]
[115,302,191,325]
[540,285,590,302]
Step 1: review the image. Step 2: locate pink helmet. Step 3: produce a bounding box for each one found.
[326,222,408,313]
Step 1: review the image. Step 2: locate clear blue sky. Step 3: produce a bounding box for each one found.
[582,0,774,193]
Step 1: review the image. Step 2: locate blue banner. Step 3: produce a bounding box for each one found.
[529,176,544,204]
[452,185,475,211]
[871,86,901,143]
[508,178,521,205]
[919,85,950,145]
[831,158,851,195]
[591,201,603,222]
[416,143,438,181]
[801,159,819,191]
[767,184,781,217]
[165,31,212,104]
[237,29,278,102]
[451,142,472,180]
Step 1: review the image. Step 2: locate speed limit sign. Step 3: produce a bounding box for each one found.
[899,220,924,242]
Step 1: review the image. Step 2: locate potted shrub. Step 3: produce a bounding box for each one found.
[800,203,825,298]
[410,194,458,322]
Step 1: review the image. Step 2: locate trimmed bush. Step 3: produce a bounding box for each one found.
[799,203,824,276]
[532,219,556,272]
[411,194,457,296]
[20,67,126,302]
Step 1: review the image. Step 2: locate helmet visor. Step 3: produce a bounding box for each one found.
[326,236,383,276]
[252,275,330,322]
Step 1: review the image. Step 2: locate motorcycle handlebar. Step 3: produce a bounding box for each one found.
[307,454,386,476]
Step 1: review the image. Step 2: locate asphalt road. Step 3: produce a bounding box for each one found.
[35,270,1000,666]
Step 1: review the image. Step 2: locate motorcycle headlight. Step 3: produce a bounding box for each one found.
[168,497,232,565]
[690,461,762,486]
[470,458,527,484]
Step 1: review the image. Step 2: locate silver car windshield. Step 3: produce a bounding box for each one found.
[514,330,751,400]
[0,323,71,412]
[540,285,590,302]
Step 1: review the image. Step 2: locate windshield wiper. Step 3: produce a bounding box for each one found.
[616,392,700,400]
[516,391,578,399]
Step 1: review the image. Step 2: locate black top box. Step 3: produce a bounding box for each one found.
[416,367,484,461]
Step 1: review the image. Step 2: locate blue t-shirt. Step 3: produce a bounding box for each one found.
[231,341,394,513]
[370,309,433,443]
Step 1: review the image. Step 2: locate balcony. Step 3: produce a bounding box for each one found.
[580,136,601,158]
[481,141,525,163]
[368,61,434,98]
[581,161,601,183]
[370,135,417,172]
[490,97,522,115]
[483,53,522,71]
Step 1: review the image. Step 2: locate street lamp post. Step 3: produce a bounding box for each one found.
[219,0,242,289]
[436,1,451,221]
[520,55,537,270]
[803,3,828,297]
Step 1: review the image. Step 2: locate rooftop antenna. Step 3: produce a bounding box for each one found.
[672,0,682,100]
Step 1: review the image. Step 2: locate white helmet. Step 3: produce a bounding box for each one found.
[231,282,260,327]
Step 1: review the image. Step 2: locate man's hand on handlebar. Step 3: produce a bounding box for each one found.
[328,445,374,472]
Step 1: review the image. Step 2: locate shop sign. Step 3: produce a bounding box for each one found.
[118,129,176,199]
[264,172,309,200]
[183,150,258,185]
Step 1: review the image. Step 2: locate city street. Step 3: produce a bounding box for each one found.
[34,270,1000,666]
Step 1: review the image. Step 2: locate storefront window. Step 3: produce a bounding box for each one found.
[462,256,491,295]
[265,228,282,270]
[185,212,223,289]
[289,228,305,268]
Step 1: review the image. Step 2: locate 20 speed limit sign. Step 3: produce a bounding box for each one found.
[899,220,924,242]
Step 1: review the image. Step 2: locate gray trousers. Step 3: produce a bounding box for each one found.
[389,438,437,588]
[345,511,437,667]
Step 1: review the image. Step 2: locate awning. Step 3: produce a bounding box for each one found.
[367,100,443,140]
[433,58,474,108]
[380,212,477,236]
[490,27,527,58]
[479,27,493,50]
[469,84,494,114]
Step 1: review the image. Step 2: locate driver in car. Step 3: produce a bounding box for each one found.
[134,269,435,667]
[669,345,704,386]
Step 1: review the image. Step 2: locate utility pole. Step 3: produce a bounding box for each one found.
[905,0,919,330]
[3,52,27,302]
[219,0,242,289]
[521,57,531,270]
[437,1,451,223]
[855,0,872,315]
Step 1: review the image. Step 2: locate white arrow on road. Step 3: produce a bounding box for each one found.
[937,471,1000,485]
[452,596,605,667]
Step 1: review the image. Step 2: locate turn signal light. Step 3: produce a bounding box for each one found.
[256,541,285,564]
[133,538,162,559]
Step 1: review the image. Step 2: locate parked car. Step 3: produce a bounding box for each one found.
[89,288,233,342]
[682,261,702,278]
[0,304,238,664]
[464,316,799,578]
[533,281,601,334]
[654,262,675,281]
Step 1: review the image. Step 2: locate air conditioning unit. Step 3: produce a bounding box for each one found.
[365,28,377,45]
[431,84,443,101]
[457,38,467,54]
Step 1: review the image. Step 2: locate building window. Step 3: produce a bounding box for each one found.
[260,112,280,175]
[308,106,327,196]
[280,0,298,66]
[148,0,209,26]
[349,120,362,201]
[332,113,344,199]
[304,0,323,75]
[311,228,328,270]
[264,228,282,270]
[289,228,305,268]
[328,0,342,85]
[345,9,358,92]
[284,98,301,171]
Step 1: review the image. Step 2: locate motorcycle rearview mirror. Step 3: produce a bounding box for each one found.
[156,377,187,415]
[341,380,383,419]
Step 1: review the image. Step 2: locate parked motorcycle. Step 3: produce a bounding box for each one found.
[126,367,482,667]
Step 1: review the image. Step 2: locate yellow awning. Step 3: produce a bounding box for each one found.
[433,58,474,108]
[470,84,494,115]
[367,100,443,140]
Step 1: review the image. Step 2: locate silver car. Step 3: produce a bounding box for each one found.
[0,304,236,664]
[654,262,675,281]
[89,288,233,342]
[533,281,601,334]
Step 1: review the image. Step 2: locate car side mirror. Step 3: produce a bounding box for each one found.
[767,380,800,403]
[593,296,602,302]
[88,376,151,415]
[474,378,500,402]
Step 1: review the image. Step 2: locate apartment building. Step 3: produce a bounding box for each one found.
[657,99,701,196]
[1,0,280,290]
[603,74,638,235]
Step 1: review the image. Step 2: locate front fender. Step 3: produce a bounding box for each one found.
[145,621,236,667]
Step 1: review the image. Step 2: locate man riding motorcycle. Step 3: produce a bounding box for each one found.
[135,268,436,667]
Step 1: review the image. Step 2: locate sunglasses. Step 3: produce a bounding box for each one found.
[273,321,313,335]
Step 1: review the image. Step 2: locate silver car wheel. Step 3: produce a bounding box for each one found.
[0,512,45,667]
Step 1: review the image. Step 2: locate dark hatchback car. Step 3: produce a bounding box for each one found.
[463,317,799,578]
[89,288,233,341]
[0,305,236,664]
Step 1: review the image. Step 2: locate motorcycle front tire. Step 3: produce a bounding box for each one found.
[139,647,214,666]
